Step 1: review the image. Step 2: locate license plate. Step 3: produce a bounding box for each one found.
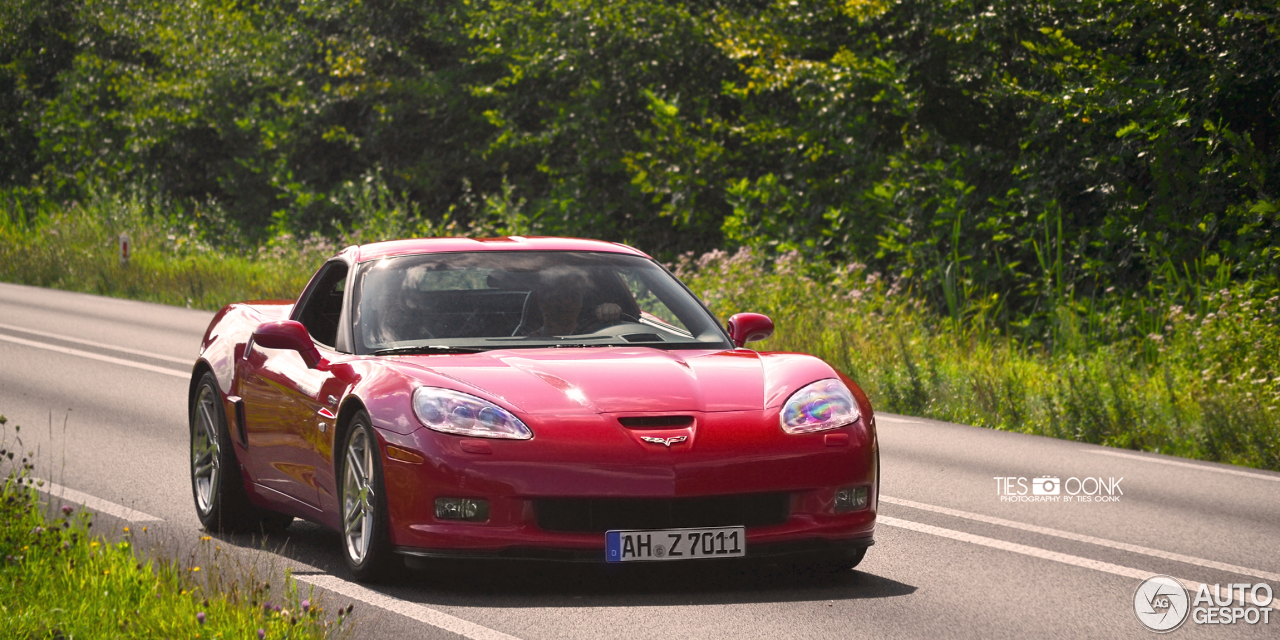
[605,526,745,562]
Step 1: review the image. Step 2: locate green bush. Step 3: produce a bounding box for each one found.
[676,248,1280,471]
[3,1,1277,308]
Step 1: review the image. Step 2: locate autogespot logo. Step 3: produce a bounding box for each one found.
[1133,575,1274,633]
[1134,575,1191,633]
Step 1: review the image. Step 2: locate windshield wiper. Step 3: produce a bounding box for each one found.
[481,342,629,350]
[372,345,488,356]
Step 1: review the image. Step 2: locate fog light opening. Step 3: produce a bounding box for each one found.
[834,486,869,513]
[435,497,490,522]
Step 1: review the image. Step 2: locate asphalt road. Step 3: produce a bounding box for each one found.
[2,280,1277,639]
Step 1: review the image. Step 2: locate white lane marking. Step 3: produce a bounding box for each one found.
[1089,449,1280,483]
[879,515,1207,594]
[0,333,188,379]
[882,495,1280,583]
[296,574,523,640]
[27,478,164,523]
[877,412,1280,485]
[0,321,191,364]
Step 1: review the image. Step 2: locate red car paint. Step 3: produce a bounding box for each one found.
[192,237,876,561]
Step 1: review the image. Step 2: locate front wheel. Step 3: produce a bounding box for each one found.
[339,414,398,581]
[190,372,292,533]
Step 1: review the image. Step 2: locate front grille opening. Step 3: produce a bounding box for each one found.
[535,493,790,533]
[618,415,694,428]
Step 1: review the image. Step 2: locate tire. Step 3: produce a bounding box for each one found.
[190,372,293,534]
[339,413,398,582]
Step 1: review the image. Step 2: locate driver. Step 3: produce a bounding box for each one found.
[530,271,621,337]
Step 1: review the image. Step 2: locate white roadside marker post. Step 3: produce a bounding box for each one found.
[119,232,130,266]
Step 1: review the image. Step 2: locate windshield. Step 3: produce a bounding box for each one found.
[351,251,731,354]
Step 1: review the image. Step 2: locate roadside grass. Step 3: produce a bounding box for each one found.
[0,190,325,308]
[2,191,1277,471]
[0,417,355,639]
[675,249,1280,472]
[0,185,465,310]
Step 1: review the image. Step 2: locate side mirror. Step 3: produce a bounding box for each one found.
[252,320,322,368]
[726,313,774,348]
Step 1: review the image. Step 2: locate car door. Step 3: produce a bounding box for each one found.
[237,261,349,509]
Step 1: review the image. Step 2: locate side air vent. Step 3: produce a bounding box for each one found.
[228,395,248,446]
[618,415,694,428]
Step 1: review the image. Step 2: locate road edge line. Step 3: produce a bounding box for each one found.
[1088,449,1280,483]
[0,333,188,379]
[881,495,1280,583]
[879,515,1206,593]
[295,574,523,640]
[0,321,191,364]
[27,478,164,523]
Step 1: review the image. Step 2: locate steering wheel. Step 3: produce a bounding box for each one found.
[575,304,641,335]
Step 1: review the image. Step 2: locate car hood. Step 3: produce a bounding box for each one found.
[388,347,775,415]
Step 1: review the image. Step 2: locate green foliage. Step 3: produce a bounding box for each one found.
[0,417,354,638]
[676,248,1280,471]
[2,0,1277,322]
[0,187,328,307]
[2,0,1279,467]
[0,179,548,309]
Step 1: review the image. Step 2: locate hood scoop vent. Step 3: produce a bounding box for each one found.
[618,415,694,429]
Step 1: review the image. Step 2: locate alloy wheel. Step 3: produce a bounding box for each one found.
[192,384,222,515]
[342,426,376,564]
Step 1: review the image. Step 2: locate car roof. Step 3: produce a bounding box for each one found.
[346,236,652,263]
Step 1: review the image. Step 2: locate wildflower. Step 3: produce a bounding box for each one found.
[263,602,274,613]
[192,566,201,572]
[197,612,206,625]
[201,536,211,542]
[301,599,311,613]
[61,505,74,516]
[258,629,265,639]
[123,527,129,533]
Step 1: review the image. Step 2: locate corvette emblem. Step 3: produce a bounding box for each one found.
[640,435,688,447]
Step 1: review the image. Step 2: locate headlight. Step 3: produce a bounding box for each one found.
[412,387,532,440]
[780,379,860,434]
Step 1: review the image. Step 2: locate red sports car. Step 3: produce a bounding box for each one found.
[189,237,878,581]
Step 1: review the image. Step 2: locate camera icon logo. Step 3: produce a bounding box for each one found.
[1032,476,1061,495]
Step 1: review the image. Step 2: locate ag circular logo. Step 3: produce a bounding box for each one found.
[1134,575,1190,633]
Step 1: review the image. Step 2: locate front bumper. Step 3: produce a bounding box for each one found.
[375,410,878,562]
[395,535,875,564]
